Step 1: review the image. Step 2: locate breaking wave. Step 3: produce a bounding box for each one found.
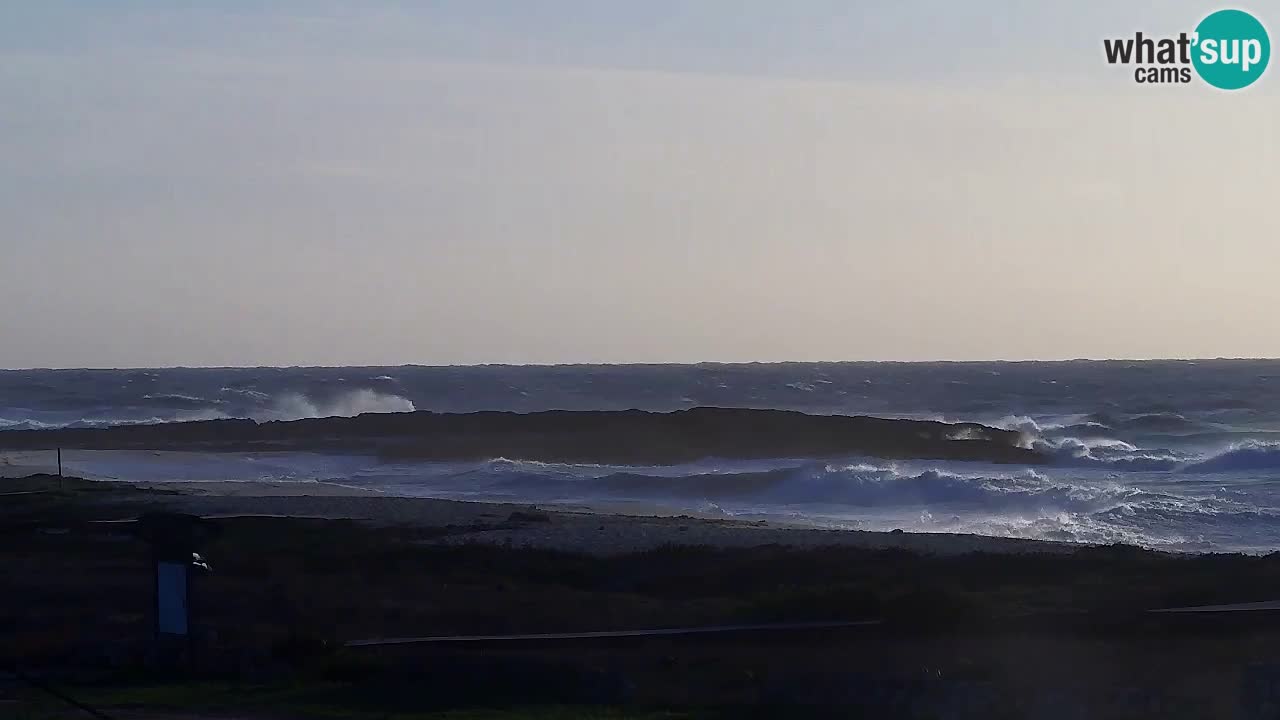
[252,389,416,421]
[991,413,1280,475]
[0,389,416,428]
[1031,436,1183,471]
[996,416,1184,471]
[1183,441,1280,472]
[1004,414,1280,474]
[412,456,1273,549]
[468,459,1153,514]
[0,417,60,431]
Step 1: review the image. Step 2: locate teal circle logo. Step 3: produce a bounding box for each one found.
[1192,9,1270,89]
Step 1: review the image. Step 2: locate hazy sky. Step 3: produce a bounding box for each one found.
[3,1,1278,368]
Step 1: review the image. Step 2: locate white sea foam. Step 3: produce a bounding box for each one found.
[1182,440,1280,472]
[253,389,416,421]
[7,362,1280,552]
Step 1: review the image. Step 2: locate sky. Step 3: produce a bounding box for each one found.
[2,1,1279,368]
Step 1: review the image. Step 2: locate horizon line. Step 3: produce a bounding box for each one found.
[4,356,1280,372]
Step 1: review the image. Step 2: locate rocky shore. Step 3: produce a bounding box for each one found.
[0,406,1040,465]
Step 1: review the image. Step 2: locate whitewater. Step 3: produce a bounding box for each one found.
[5,360,1280,552]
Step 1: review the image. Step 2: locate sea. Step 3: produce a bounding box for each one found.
[4,361,1280,553]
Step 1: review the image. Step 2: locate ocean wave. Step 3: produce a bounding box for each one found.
[1115,412,1201,432]
[0,417,60,431]
[0,389,416,429]
[220,387,271,401]
[64,409,234,428]
[1076,410,1212,433]
[994,415,1046,437]
[947,505,1273,550]
[1182,441,1280,472]
[444,457,1274,550]
[996,414,1193,471]
[473,460,1144,514]
[756,464,1134,512]
[1022,424,1280,474]
[1049,421,1114,436]
[251,390,416,421]
[1031,436,1183,471]
[140,393,215,406]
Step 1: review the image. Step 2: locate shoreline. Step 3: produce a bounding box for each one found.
[12,472,1280,716]
[10,474,1076,556]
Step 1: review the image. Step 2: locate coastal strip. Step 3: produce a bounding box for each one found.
[0,406,1040,465]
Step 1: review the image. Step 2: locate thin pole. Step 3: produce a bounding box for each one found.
[57,447,63,491]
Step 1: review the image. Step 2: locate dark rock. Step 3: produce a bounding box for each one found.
[0,407,1043,465]
[507,509,552,523]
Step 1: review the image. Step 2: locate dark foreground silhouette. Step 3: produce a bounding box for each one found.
[0,406,1039,464]
[8,476,1280,718]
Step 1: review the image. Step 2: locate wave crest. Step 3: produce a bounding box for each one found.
[254,389,416,421]
[1183,441,1280,472]
[474,460,1141,515]
[443,457,1271,550]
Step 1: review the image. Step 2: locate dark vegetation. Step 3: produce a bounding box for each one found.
[0,407,1040,464]
[7,478,1280,718]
